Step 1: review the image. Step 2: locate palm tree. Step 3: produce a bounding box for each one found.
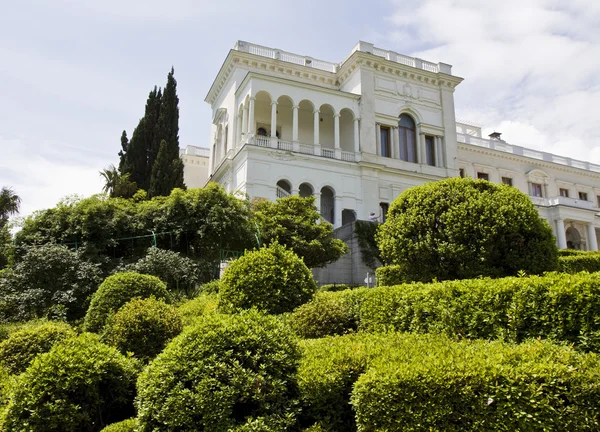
[0,187,21,228]
[100,165,138,198]
[100,165,120,196]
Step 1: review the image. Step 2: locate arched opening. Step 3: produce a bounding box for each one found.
[254,91,272,146]
[299,183,313,198]
[298,100,315,146]
[276,180,292,199]
[319,104,335,149]
[320,186,335,224]
[214,124,223,165]
[340,109,355,152]
[237,104,244,145]
[398,113,417,163]
[342,209,356,225]
[566,227,582,250]
[277,96,294,148]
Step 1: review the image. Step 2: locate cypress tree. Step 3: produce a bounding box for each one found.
[117,131,129,174]
[149,140,172,198]
[144,87,162,183]
[124,117,147,190]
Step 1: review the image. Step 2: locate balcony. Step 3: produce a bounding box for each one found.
[244,135,360,163]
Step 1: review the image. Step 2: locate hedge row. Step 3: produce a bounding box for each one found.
[291,271,600,352]
[298,333,600,431]
[558,254,600,274]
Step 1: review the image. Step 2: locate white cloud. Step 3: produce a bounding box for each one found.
[384,0,600,163]
[0,136,107,219]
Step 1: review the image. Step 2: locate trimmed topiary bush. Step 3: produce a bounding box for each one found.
[219,243,317,314]
[376,177,558,282]
[177,293,218,327]
[318,284,361,292]
[375,265,406,286]
[99,419,137,432]
[299,333,600,432]
[136,309,301,431]
[0,333,137,432]
[558,254,600,273]
[290,289,369,339]
[198,279,221,295]
[0,321,75,375]
[102,297,183,362]
[84,272,170,333]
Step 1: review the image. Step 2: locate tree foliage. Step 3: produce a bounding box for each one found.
[376,177,558,282]
[253,195,347,268]
[0,244,102,322]
[100,165,138,199]
[0,187,20,229]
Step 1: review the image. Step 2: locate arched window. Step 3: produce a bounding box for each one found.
[398,114,417,163]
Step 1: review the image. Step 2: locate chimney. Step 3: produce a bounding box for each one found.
[488,131,503,141]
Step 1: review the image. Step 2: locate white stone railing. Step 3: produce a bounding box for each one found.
[235,40,453,75]
[532,196,596,210]
[234,41,338,73]
[180,145,210,157]
[457,133,600,173]
[245,137,359,163]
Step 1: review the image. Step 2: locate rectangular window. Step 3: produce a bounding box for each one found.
[380,202,389,223]
[501,177,513,186]
[477,172,489,181]
[531,183,543,197]
[597,195,600,208]
[380,127,391,158]
[399,128,417,163]
[579,192,588,201]
[559,188,569,198]
[459,168,465,178]
[425,136,435,166]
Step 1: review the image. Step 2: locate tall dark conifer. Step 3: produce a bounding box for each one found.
[150,67,185,196]
[117,131,129,173]
[124,117,147,190]
[149,140,171,198]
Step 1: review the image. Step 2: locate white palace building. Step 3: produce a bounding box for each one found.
[183,40,600,255]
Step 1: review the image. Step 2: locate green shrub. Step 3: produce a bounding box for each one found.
[376,177,558,282]
[360,271,600,352]
[84,272,170,333]
[351,334,600,431]
[375,265,406,286]
[219,243,317,314]
[299,333,600,432]
[121,247,201,295]
[559,254,600,273]
[177,293,218,327]
[318,284,361,292]
[290,289,369,339]
[558,249,591,257]
[1,333,137,431]
[0,321,75,375]
[0,244,102,322]
[102,297,183,362]
[136,310,300,431]
[0,365,16,411]
[99,419,137,432]
[199,279,221,295]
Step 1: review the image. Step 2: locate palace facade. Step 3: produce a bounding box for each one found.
[187,40,600,253]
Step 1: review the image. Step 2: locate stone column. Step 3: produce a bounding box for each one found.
[313,110,320,145]
[334,196,343,228]
[247,97,255,135]
[236,112,242,148]
[391,126,398,159]
[334,114,340,149]
[375,124,381,156]
[314,192,322,218]
[419,132,426,164]
[242,103,248,138]
[436,136,444,167]
[292,105,299,142]
[270,101,278,137]
[588,224,598,251]
[556,219,567,249]
[353,118,360,153]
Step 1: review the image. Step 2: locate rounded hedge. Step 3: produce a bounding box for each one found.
[376,177,558,282]
[0,321,75,375]
[136,309,301,431]
[102,297,183,362]
[1,333,137,432]
[177,293,218,327]
[99,419,137,432]
[219,243,317,314]
[84,272,171,333]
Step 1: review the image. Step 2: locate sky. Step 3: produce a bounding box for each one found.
[1,0,599,219]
